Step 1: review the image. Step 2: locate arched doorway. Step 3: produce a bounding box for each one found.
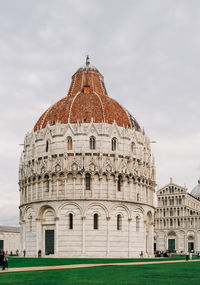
[38,206,56,255]
[167,231,176,252]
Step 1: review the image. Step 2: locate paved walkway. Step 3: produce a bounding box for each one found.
[1,259,200,274]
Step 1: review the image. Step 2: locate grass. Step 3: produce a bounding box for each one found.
[0,262,200,284]
[7,254,198,268]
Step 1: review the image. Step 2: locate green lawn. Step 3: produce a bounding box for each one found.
[7,254,197,268]
[0,262,200,285]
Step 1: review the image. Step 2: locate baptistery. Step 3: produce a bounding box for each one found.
[19,58,156,257]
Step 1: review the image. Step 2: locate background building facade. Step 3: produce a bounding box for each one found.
[0,226,20,253]
[155,178,200,253]
[19,60,156,257]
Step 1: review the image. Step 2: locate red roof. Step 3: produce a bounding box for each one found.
[34,64,141,132]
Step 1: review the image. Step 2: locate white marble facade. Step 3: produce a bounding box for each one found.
[19,122,155,257]
[0,226,20,254]
[155,179,200,253]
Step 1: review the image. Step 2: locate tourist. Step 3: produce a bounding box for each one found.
[140,251,143,258]
[186,252,189,261]
[0,250,3,267]
[38,250,41,258]
[189,252,192,260]
[23,249,26,257]
[2,251,5,271]
[5,251,8,268]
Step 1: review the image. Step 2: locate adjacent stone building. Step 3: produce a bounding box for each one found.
[155,178,200,253]
[0,226,20,253]
[19,59,156,257]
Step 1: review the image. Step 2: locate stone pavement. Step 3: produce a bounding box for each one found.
[1,259,200,274]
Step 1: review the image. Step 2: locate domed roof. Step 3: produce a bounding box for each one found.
[34,59,141,132]
[191,179,200,199]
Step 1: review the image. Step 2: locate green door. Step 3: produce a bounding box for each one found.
[188,242,194,252]
[168,239,175,252]
[45,230,54,255]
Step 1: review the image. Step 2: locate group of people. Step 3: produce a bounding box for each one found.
[154,250,169,257]
[0,250,8,271]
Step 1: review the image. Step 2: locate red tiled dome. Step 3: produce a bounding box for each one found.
[34,62,141,132]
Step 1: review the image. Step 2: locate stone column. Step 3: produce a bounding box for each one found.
[99,176,102,199]
[30,180,33,202]
[49,177,52,198]
[35,218,41,255]
[55,217,59,255]
[106,217,110,256]
[56,175,59,198]
[128,218,132,257]
[64,177,67,198]
[81,174,85,199]
[41,178,44,200]
[82,216,86,255]
[36,179,38,200]
[107,175,111,200]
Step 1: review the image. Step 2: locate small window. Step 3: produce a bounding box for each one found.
[178,219,180,227]
[67,136,72,150]
[163,209,165,217]
[69,213,73,230]
[177,209,180,216]
[85,173,91,190]
[137,193,140,201]
[90,136,96,150]
[164,220,166,227]
[94,213,98,229]
[111,138,117,151]
[170,209,173,216]
[136,216,140,232]
[46,141,49,152]
[178,198,182,205]
[117,175,122,191]
[170,219,173,226]
[117,214,122,230]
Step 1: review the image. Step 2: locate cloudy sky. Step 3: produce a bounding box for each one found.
[0,0,200,225]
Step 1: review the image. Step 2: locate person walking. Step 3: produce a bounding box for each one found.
[23,249,26,257]
[0,250,3,268]
[186,252,189,261]
[5,251,8,268]
[2,251,5,271]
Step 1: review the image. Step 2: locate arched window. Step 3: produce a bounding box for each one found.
[136,216,140,232]
[111,137,117,151]
[44,175,49,192]
[67,136,72,150]
[90,136,96,150]
[131,142,136,153]
[117,175,122,192]
[69,213,73,229]
[117,214,122,230]
[85,173,91,190]
[137,193,140,201]
[46,140,49,152]
[28,215,32,232]
[94,213,98,229]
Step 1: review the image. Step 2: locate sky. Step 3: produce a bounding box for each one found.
[0,0,200,226]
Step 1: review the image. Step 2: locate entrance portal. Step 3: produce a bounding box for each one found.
[188,242,194,252]
[168,239,175,252]
[45,230,54,255]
